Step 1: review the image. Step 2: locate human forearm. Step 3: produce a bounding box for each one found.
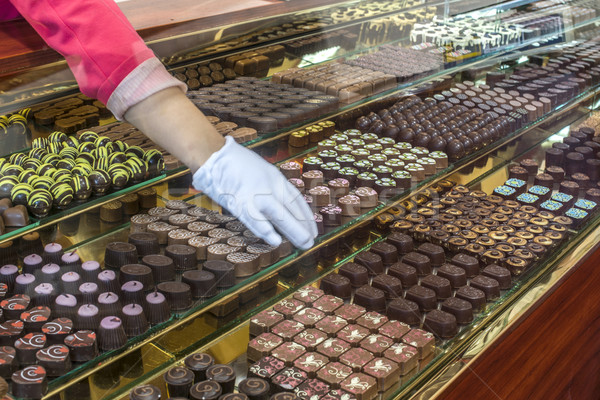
[124,87,225,173]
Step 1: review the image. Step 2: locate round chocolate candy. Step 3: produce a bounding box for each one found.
[238,377,270,399]
[185,352,214,382]
[129,385,162,400]
[206,364,236,393]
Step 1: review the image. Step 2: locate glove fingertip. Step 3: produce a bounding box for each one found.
[264,232,283,248]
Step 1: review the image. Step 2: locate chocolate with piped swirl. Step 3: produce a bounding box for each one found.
[164,365,194,385]
[11,365,47,399]
[189,380,222,400]
[269,394,299,400]
[238,377,270,399]
[129,384,162,400]
[220,394,249,400]
[184,352,214,381]
[206,364,235,392]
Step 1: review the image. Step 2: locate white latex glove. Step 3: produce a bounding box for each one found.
[193,137,318,250]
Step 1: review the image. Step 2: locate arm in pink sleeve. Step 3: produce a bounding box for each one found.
[9,0,185,119]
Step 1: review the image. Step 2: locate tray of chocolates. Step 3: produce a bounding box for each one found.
[0,129,166,240]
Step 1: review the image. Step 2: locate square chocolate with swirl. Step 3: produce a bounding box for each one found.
[271,367,307,392]
[294,328,328,351]
[293,307,325,328]
[383,343,418,375]
[293,352,328,378]
[336,324,369,347]
[317,361,353,389]
[355,311,388,333]
[339,348,374,373]
[340,372,378,400]
[250,310,284,337]
[316,338,351,362]
[271,342,306,366]
[271,320,305,342]
[363,357,400,391]
[293,286,324,306]
[359,334,393,357]
[248,356,285,380]
[315,315,348,337]
[247,333,283,363]
[401,328,435,359]
[294,378,330,399]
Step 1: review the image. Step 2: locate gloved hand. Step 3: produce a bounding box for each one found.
[193,136,318,250]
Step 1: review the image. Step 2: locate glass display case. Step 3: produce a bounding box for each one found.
[1,0,600,399]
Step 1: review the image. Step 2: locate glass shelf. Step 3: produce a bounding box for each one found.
[40,59,599,400]
[101,96,600,400]
[1,3,597,252]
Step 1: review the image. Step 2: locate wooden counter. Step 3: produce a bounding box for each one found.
[434,242,600,399]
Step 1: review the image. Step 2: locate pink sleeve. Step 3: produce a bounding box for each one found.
[9,0,185,119]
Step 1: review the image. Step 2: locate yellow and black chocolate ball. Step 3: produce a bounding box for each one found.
[31,137,48,149]
[22,158,42,171]
[0,176,19,198]
[59,147,78,160]
[144,149,165,177]
[47,142,63,155]
[10,183,33,206]
[56,159,75,171]
[79,131,98,143]
[70,175,92,201]
[1,164,23,177]
[18,170,37,185]
[93,157,109,171]
[36,163,55,177]
[93,146,111,160]
[78,141,96,153]
[89,169,111,195]
[8,153,26,166]
[0,158,7,170]
[28,147,47,160]
[49,131,68,143]
[28,188,53,218]
[50,182,74,209]
[109,151,127,165]
[41,153,60,166]
[71,164,92,177]
[126,146,144,159]
[113,140,128,152]
[75,154,95,165]
[125,158,148,182]
[63,136,79,148]
[94,136,111,148]
[31,176,55,191]
[52,169,71,182]
[108,164,130,189]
